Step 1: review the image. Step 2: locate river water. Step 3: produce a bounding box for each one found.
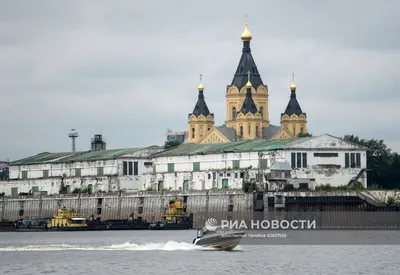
[0,230,398,275]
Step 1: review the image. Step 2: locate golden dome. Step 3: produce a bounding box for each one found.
[246,71,252,88]
[241,24,252,41]
[198,83,204,91]
[290,73,296,90]
[198,73,204,91]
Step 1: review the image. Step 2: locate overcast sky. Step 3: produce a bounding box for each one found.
[1,0,399,161]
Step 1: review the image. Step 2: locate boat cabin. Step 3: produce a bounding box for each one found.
[49,207,87,228]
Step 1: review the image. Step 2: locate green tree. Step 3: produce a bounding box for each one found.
[297,132,313,137]
[342,135,400,189]
[164,140,182,149]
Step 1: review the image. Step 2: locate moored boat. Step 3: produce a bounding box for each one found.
[149,198,193,230]
[15,207,88,232]
[46,207,87,231]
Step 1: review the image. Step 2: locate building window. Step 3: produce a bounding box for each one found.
[302,153,307,168]
[239,126,243,136]
[208,127,210,131]
[167,163,175,173]
[232,107,237,121]
[291,153,296,169]
[134,161,138,175]
[208,174,211,179]
[248,124,251,135]
[314,153,339,157]
[256,125,259,137]
[356,153,361,168]
[43,170,49,178]
[297,152,302,168]
[193,162,200,171]
[183,180,189,191]
[300,127,304,133]
[97,167,104,176]
[291,152,307,168]
[200,127,203,136]
[350,153,356,168]
[260,159,268,169]
[11,187,18,198]
[192,127,195,138]
[128,162,133,175]
[345,153,349,168]
[260,106,264,119]
[123,161,128,175]
[222,179,229,189]
[21,171,28,179]
[75,168,81,177]
[293,126,296,136]
[232,160,240,169]
[158,181,164,191]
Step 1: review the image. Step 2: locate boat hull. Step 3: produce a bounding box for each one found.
[194,232,245,251]
[16,226,88,232]
[149,222,192,230]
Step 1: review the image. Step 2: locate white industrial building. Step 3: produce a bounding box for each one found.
[144,134,368,191]
[0,135,163,196]
[0,134,368,196]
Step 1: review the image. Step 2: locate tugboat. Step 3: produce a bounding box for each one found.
[47,207,87,231]
[15,207,88,232]
[149,198,193,230]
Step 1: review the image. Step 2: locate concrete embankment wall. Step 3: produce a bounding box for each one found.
[1,190,399,228]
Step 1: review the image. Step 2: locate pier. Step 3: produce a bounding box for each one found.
[1,190,399,229]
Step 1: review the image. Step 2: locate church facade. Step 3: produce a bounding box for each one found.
[187,23,307,144]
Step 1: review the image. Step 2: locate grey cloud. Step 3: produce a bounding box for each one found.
[1,0,400,161]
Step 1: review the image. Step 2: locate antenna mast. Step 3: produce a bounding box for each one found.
[68,129,79,152]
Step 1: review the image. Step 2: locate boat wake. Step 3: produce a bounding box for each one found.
[0,241,225,252]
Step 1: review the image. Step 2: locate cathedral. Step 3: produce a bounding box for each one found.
[187,21,307,144]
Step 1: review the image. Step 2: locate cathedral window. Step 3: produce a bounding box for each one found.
[192,127,195,138]
[232,107,237,121]
[240,126,243,136]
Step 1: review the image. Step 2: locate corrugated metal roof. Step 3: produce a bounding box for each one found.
[11,147,156,165]
[154,138,308,157]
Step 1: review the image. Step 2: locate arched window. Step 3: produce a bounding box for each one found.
[232,107,237,121]
[300,127,304,133]
[256,125,259,137]
[260,107,264,119]
[192,127,195,138]
[248,124,251,135]
[200,127,203,136]
[293,126,296,136]
[240,126,243,136]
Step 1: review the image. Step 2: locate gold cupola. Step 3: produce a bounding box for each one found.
[290,72,296,90]
[241,13,252,41]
